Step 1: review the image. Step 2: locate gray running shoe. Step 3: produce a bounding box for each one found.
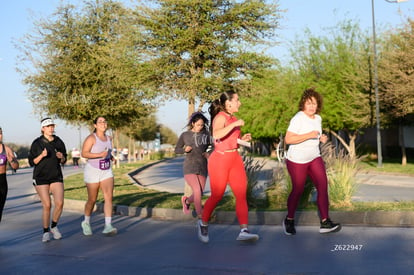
[102,224,117,236]
[236,229,259,241]
[197,220,209,243]
[50,226,62,239]
[42,232,51,243]
[81,221,93,236]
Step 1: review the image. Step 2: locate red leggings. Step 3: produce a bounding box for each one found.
[202,151,248,225]
[286,157,329,220]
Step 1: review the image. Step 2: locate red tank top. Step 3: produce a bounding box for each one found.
[213,112,240,151]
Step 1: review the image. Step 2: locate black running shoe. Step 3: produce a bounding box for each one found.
[320,218,341,234]
[283,217,296,235]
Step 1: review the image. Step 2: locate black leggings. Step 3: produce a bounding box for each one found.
[0,173,7,223]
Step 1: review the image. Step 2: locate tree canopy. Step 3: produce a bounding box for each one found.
[239,67,301,142]
[17,0,154,128]
[133,0,282,116]
[16,0,414,162]
[286,20,374,158]
[380,19,414,122]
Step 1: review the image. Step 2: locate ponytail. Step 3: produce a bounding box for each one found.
[208,91,237,133]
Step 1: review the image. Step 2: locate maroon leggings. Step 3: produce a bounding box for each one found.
[202,151,248,225]
[286,157,329,220]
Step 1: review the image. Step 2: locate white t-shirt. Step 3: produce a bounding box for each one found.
[286,111,322,164]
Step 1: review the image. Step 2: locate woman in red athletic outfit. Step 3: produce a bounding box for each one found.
[197,91,259,243]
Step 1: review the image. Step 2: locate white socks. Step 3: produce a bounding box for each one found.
[84,216,112,226]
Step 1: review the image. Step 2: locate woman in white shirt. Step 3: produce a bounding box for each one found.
[283,88,341,235]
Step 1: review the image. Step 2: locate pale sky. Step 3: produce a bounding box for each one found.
[1,0,413,150]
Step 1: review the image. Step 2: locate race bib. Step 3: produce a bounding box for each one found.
[0,155,7,166]
[99,159,110,170]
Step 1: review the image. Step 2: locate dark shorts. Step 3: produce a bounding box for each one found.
[32,178,63,186]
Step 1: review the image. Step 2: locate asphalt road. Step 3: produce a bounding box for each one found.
[1,164,414,274]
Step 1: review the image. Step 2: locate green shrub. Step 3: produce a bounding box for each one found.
[150,151,165,160]
[242,154,267,208]
[264,143,360,210]
[265,165,290,210]
[321,143,359,208]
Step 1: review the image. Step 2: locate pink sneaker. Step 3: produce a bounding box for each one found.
[181,196,190,214]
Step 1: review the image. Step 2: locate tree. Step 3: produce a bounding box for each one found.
[379,19,414,165]
[158,124,178,145]
[17,0,154,129]
[238,66,303,153]
[288,20,373,159]
[133,0,282,116]
[122,113,159,142]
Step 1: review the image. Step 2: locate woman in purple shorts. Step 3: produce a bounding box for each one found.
[0,127,19,224]
[81,116,117,236]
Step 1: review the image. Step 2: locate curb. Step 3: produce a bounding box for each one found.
[63,158,414,227]
[64,199,414,227]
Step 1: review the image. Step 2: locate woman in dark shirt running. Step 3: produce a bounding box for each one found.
[28,118,67,243]
[175,112,211,218]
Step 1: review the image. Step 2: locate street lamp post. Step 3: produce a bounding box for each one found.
[371,0,382,168]
[370,0,407,168]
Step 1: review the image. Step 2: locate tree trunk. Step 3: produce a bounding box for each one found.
[128,137,132,163]
[329,130,358,160]
[133,141,137,162]
[399,123,407,166]
[348,134,357,160]
[188,97,195,118]
[115,130,120,169]
[197,99,206,112]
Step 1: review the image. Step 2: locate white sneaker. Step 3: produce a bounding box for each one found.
[197,220,209,243]
[236,229,259,241]
[81,221,93,236]
[102,224,117,236]
[50,226,62,240]
[42,232,51,243]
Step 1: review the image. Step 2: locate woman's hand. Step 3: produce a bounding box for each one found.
[319,133,328,144]
[40,148,48,158]
[241,133,252,142]
[184,145,192,153]
[100,150,108,158]
[55,151,64,159]
[309,130,320,139]
[233,119,245,127]
[55,151,66,163]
